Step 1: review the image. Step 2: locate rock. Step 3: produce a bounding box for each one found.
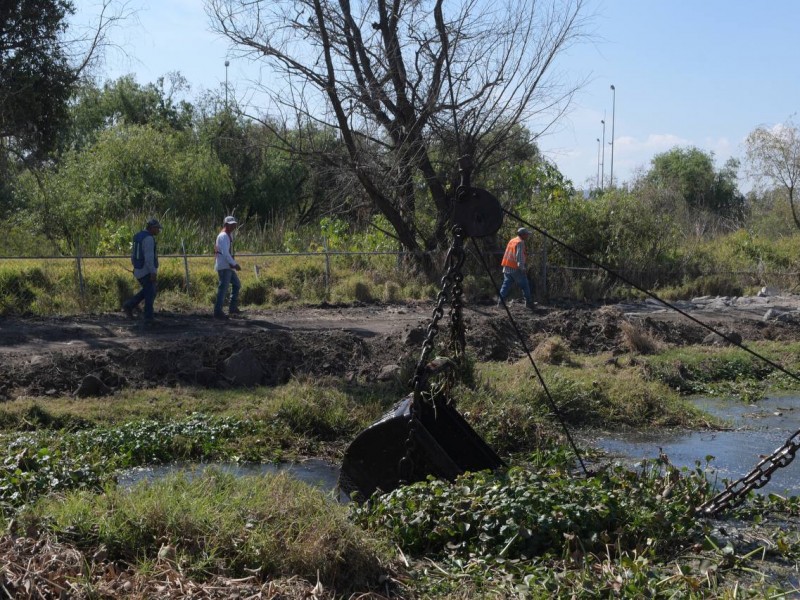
[702,330,742,346]
[758,286,780,297]
[403,326,427,346]
[74,374,111,397]
[194,367,218,387]
[223,349,264,386]
[763,308,784,322]
[378,364,401,381]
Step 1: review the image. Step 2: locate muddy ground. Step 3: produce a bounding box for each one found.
[2,294,800,399]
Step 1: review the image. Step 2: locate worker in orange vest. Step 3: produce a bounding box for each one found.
[498,227,535,309]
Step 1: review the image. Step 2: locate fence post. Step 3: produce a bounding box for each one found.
[323,236,331,297]
[539,236,548,303]
[76,237,86,303]
[181,239,191,293]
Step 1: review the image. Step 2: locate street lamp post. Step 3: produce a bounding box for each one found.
[600,119,606,191]
[610,84,616,188]
[596,137,601,189]
[224,60,230,110]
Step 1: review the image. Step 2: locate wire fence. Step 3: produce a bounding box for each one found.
[1,247,798,316]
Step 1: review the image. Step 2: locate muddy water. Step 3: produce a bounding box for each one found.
[588,395,800,495]
[117,458,348,502]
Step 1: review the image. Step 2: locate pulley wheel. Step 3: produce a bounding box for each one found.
[452,187,503,238]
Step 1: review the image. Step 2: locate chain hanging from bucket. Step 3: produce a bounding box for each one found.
[398,227,467,484]
[397,156,503,485]
[697,429,800,517]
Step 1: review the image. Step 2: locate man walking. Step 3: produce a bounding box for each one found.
[214,215,242,319]
[122,218,162,324]
[498,227,535,309]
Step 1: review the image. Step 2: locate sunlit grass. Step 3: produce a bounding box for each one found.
[0,253,432,316]
[22,469,391,591]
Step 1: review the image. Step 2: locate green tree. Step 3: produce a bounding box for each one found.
[640,146,744,233]
[0,0,76,157]
[17,124,233,251]
[62,74,195,152]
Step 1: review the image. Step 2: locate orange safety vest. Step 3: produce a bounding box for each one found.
[501,236,526,269]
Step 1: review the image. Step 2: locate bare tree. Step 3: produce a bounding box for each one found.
[207,0,589,268]
[746,119,800,230]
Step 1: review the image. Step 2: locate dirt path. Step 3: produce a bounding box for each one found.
[2,294,800,399]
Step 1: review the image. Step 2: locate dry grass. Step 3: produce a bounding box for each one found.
[0,532,343,599]
[619,320,660,355]
[532,336,574,366]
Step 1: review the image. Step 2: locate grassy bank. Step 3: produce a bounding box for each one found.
[2,344,800,596]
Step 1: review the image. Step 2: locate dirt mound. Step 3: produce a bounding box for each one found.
[3,298,800,399]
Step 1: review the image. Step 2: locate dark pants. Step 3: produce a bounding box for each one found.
[215,269,241,315]
[124,275,157,320]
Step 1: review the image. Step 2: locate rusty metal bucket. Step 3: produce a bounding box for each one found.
[338,393,505,500]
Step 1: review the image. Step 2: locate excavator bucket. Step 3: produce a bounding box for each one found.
[338,394,505,500]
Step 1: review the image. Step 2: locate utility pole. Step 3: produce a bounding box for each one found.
[596,137,601,189]
[610,84,616,188]
[600,119,606,191]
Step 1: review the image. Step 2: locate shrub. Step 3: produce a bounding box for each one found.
[382,281,401,303]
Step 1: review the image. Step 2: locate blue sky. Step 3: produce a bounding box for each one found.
[71,0,800,192]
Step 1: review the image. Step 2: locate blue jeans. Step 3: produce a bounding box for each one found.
[215,269,241,315]
[499,269,533,305]
[125,275,157,320]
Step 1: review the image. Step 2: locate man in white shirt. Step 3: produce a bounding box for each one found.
[213,215,242,319]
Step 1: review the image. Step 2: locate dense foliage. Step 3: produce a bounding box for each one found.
[0,66,799,297]
[0,0,76,157]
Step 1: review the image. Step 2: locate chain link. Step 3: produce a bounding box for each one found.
[697,429,800,517]
[412,227,466,400]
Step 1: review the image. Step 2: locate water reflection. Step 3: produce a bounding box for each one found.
[118,458,349,502]
[588,396,800,496]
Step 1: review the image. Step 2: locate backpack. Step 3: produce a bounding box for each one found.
[131,230,158,269]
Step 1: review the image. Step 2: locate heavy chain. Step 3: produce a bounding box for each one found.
[697,428,800,517]
[397,227,466,484]
[412,227,466,400]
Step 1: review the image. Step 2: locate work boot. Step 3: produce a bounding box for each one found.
[213,311,229,320]
[122,304,134,318]
[525,301,537,310]
[229,307,243,315]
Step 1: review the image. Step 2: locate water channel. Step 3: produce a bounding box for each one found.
[587,394,800,496]
[118,395,800,499]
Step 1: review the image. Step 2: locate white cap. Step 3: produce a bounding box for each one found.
[223,216,238,225]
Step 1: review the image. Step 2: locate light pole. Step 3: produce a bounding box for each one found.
[224,60,230,111]
[609,84,616,188]
[600,119,606,191]
[596,137,601,189]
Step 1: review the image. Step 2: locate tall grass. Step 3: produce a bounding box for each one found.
[21,469,391,591]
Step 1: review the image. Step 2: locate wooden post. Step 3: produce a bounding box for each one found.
[539,235,548,304]
[76,237,86,302]
[181,239,190,293]
[323,236,331,297]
